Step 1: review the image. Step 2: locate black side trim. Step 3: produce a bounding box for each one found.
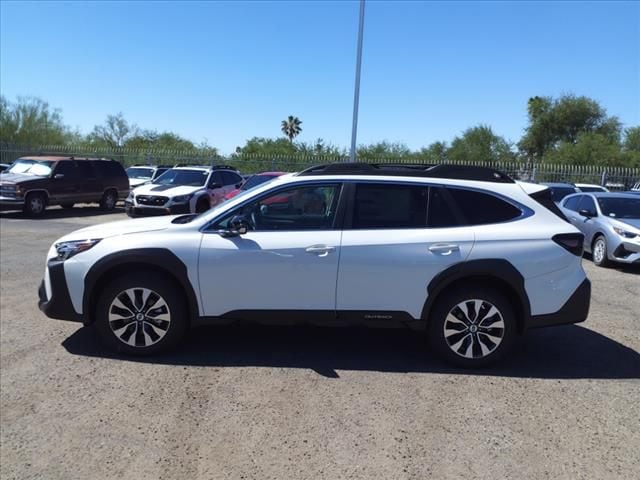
[527,279,591,329]
[421,259,531,331]
[38,260,83,322]
[197,309,417,329]
[83,248,199,325]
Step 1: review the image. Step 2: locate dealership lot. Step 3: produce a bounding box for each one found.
[1,207,639,480]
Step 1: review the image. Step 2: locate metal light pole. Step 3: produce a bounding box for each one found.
[349,0,366,163]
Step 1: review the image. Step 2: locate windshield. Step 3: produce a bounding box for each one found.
[7,160,54,176]
[127,167,154,179]
[153,169,208,187]
[241,174,278,191]
[597,197,640,219]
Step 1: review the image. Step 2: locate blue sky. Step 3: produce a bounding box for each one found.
[1,0,638,154]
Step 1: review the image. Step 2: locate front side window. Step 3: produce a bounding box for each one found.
[215,184,340,231]
[53,160,78,178]
[577,196,597,215]
[222,171,242,186]
[353,183,428,229]
[446,187,522,225]
[563,195,581,211]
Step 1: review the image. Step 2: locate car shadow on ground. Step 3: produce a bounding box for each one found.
[62,324,640,380]
[0,205,126,220]
[583,254,640,275]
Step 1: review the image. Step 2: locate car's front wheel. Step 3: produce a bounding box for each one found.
[428,285,516,368]
[100,189,118,210]
[24,192,47,217]
[94,273,189,355]
[592,235,611,267]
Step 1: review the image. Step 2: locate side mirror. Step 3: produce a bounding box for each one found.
[219,215,249,237]
[579,209,596,218]
[54,173,65,180]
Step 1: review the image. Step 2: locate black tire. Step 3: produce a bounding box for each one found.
[427,285,517,368]
[99,189,118,210]
[61,203,75,209]
[195,198,210,213]
[592,235,611,267]
[94,272,189,356]
[23,192,47,217]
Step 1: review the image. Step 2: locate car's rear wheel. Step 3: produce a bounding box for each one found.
[592,235,610,267]
[195,197,210,213]
[428,285,516,368]
[94,273,189,355]
[24,192,47,217]
[99,189,118,210]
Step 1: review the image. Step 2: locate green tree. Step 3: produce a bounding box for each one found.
[88,112,138,148]
[545,132,623,166]
[623,126,640,152]
[235,137,298,156]
[519,94,622,160]
[280,115,302,142]
[448,125,515,164]
[0,95,79,145]
[297,138,345,157]
[357,141,413,160]
[415,141,448,163]
[125,130,198,151]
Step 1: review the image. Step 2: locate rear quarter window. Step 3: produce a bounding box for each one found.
[446,188,522,225]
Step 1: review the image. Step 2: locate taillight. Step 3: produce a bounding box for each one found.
[552,233,584,256]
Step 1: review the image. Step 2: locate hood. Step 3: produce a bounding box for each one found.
[129,177,151,188]
[0,173,48,185]
[612,218,640,231]
[133,183,203,197]
[57,215,178,242]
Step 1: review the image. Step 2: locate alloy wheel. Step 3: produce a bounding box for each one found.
[443,299,505,359]
[108,288,171,348]
[29,196,44,215]
[593,239,605,263]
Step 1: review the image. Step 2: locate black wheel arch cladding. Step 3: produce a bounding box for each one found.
[83,248,199,325]
[421,259,532,331]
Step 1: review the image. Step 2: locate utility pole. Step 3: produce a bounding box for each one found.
[349,0,365,163]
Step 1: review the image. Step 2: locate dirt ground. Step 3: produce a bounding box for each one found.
[1,206,639,480]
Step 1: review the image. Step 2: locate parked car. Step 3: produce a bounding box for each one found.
[0,156,129,216]
[0,163,10,173]
[559,192,640,266]
[224,171,286,200]
[575,183,609,193]
[126,165,172,188]
[125,165,243,217]
[39,163,590,368]
[540,182,580,203]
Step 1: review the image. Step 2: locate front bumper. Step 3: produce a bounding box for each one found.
[0,196,25,207]
[610,237,640,264]
[38,259,83,323]
[526,278,591,329]
[125,202,191,217]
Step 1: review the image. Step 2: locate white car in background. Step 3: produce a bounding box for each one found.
[125,165,243,217]
[575,183,609,193]
[126,165,172,188]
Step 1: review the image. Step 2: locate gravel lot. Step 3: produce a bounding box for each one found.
[1,206,639,480]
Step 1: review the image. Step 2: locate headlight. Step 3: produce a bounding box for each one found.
[613,227,637,239]
[55,239,101,260]
[172,194,193,203]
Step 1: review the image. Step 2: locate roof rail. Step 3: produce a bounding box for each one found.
[297,163,514,183]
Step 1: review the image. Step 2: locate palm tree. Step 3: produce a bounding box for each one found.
[281,115,302,142]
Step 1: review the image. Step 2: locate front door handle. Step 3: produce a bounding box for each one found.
[428,243,460,255]
[305,245,336,257]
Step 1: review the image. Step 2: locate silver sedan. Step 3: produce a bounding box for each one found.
[559,192,640,267]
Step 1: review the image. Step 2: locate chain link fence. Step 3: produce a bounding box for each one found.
[1,142,638,189]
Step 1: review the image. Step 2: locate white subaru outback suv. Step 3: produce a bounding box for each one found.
[125,165,243,217]
[39,163,590,367]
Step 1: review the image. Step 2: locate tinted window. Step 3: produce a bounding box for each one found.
[578,186,606,193]
[242,174,278,191]
[577,196,597,215]
[152,168,169,179]
[550,186,577,202]
[95,161,125,177]
[596,197,640,219]
[563,195,581,211]
[221,171,242,186]
[76,161,95,177]
[216,184,340,231]
[427,187,461,228]
[447,188,522,225]
[210,171,224,187]
[353,184,428,229]
[54,160,79,178]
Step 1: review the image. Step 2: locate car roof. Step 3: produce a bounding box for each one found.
[565,191,639,199]
[540,182,576,187]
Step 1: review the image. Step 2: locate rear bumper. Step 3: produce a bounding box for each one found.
[38,259,83,323]
[526,278,590,329]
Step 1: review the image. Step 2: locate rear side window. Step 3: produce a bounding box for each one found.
[427,187,461,228]
[446,187,522,225]
[76,161,95,177]
[94,161,125,177]
[563,195,581,211]
[353,184,428,229]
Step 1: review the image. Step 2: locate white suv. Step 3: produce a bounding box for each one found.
[39,164,591,367]
[125,165,243,216]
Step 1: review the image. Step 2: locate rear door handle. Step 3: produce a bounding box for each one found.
[305,245,336,256]
[428,243,460,255]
